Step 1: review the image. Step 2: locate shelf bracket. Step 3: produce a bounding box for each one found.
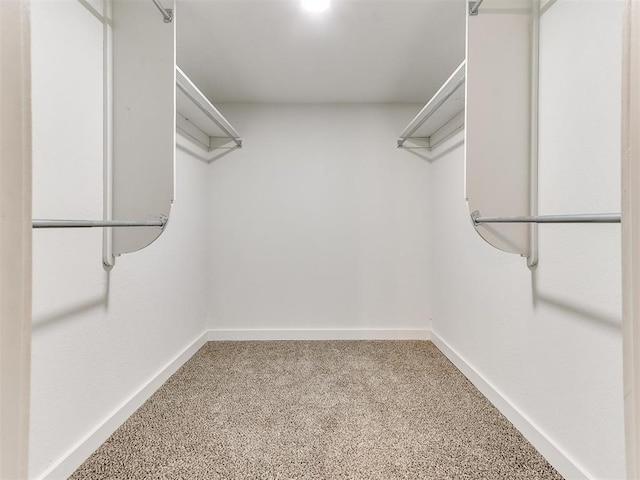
[469,0,484,16]
[151,0,173,23]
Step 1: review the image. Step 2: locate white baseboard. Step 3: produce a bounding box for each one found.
[39,330,210,480]
[39,328,587,480]
[431,332,592,480]
[207,328,433,341]
[39,328,430,479]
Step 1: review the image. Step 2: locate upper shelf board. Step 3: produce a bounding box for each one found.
[398,61,465,150]
[176,66,242,150]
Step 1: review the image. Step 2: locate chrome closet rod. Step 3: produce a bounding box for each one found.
[33,219,166,229]
[472,212,621,225]
[151,0,173,23]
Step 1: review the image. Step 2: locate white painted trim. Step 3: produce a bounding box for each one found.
[431,332,592,480]
[37,328,430,479]
[37,328,593,479]
[102,0,115,268]
[527,0,540,270]
[0,1,32,478]
[207,328,433,341]
[39,330,210,480]
[622,3,640,479]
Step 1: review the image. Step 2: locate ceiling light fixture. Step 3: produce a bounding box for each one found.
[301,0,330,13]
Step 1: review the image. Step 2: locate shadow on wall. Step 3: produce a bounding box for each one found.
[399,136,464,164]
[76,0,103,23]
[475,223,526,254]
[176,136,240,164]
[531,270,621,333]
[32,272,110,331]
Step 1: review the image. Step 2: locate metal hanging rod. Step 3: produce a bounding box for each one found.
[176,67,242,148]
[469,0,484,15]
[151,0,173,23]
[471,211,621,225]
[33,219,166,229]
[398,61,466,148]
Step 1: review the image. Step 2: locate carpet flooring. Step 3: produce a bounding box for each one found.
[70,341,564,479]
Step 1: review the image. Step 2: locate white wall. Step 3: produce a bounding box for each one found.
[29,1,625,479]
[430,1,624,478]
[29,2,210,478]
[206,104,432,334]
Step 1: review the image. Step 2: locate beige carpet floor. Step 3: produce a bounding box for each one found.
[70,341,563,479]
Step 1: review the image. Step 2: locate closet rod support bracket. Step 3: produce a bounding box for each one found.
[469,0,484,16]
[151,0,173,23]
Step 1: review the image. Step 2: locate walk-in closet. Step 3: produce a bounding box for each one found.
[1,0,638,478]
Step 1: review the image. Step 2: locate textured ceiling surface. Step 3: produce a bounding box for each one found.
[177,0,466,104]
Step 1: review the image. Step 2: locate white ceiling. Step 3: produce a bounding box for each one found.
[176,0,466,104]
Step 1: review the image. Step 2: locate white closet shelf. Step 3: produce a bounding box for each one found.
[176,66,242,150]
[397,61,465,150]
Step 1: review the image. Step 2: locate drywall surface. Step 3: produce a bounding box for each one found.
[29,2,209,478]
[430,1,624,478]
[206,104,432,332]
